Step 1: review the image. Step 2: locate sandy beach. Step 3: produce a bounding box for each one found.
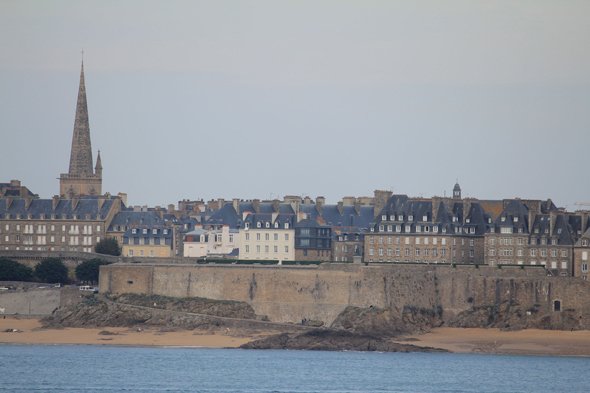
[397,327,590,356]
[2,317,590,356]
[0,317,257,348]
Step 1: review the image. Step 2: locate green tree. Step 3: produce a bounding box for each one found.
[95,237,122,256]
[75,258,111,284]
[0,258,33,281]
[34,258,68,284]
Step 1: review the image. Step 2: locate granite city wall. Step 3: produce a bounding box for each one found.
[99,263,590,325]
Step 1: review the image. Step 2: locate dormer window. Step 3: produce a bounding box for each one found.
[415,226,421,233]
[132,228,137,234]
[382,215,387,220]
[442,228,447,233]
[465,218,470,223]
[501,217,505,222]
[488,218,492,224]
[370,227,374,232]
[257,222,261,228]
[583,239,589,246]
[545,229,549,234]
[535,228,539,233]
[86,214,91,220]
[558,229,562,234]
[96,214,102,220]
[518,228,523,233]
[423,215,428,221]
[490,228,495,233]
[5,214,10,219]
[265,222,270,228]
[398,215,403,221]
[274,222,279,228]
[433,226,438,233]
[339,236,343,241]
[40,214,45,219]
[514,217,519,222]
[284,223,289,229]
[452,217,457,222]
[16,214,22,219]
[72,215,78,220]
[153,229,158,234]
[245,223,250,229]
[62,214,67,219]
[51,214,56,219]
[163,229,168,235]
[405,225,411,232]
[408,215,413,221]
[143,229,148,234]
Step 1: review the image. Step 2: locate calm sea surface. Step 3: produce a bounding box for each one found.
[1,345,588,393]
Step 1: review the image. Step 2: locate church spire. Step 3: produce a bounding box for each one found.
[68,61,94,176]
[95,149,102,177]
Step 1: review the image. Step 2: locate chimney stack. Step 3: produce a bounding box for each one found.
[53,195,60,210]
[253,199,260,214]
[337,201,343,215]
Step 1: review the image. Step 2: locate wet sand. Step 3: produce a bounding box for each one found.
[397,327,590,356]
[0,317,256,348]
[3,317,590,356]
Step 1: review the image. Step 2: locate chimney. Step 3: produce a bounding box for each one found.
[273,199,280,213]
[24,195,33,210]
[549,210,557,237]
[462,198,473,225]
[6,196,13,210]
[355,199,362,215]
[304,196,311,205]
[96,195,105,210]
[142,205,148,212]
[53,195,60,210]
[253,199,260,214]
[10,180,20,188]
[19,187,27,198]
[546,198,553,212]
[316,196,325,215]
[432,197,441,223]
[72,195,79,210]
[527,200,541,234]
[298,211,306,223]
[233,198,240,214]
[337,201,343,215]
[156,206,163,219]
[373,190,393,218]
[218,198,225,210]
[117,192,127,206]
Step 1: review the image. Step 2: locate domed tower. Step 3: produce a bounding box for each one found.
[453,182,461,200]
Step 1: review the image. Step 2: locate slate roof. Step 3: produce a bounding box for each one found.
[122,225,173,246]
[0,197,114,220]
[108,210,165,231]
[299,204,374,228]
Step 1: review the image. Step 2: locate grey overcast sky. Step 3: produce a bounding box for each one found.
[1,1,589,209]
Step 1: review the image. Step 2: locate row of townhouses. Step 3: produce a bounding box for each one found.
[5,61,590,280]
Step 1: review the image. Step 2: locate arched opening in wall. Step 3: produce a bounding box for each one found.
[553,300,561,312]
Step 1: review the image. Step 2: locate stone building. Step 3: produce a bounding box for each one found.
[183,225,239,258]
[366,190,490,264]
[483,199,588,276]
[59,61,102,197]
[0,195,122,252]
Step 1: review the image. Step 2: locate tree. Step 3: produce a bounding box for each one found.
[0,258,33,281]
[95,237,122,256]
[75,258,111,284]
[34,258,68,284]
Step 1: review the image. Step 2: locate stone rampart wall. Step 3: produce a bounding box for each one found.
[99,263,590,325]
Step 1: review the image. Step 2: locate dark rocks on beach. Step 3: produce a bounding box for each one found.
[239,329,448,353]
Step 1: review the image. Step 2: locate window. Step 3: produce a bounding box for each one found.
[370,236,374,244]
[265,222,270,228]
[369,248,374,256]
[530,249,537,257]
[405,225,411,232]
[490,249,495,256]
[562,250,567,257]
[395,248,400,256]
[265,233,269,241]
[285,234,289,241]
[256,233,261,241]
[470,239,474,246]
[256,245,260,253]
[470,250,474,257]
[379,248,383,256]
[405,248,410,256]
[551,261,557,269]
[245,233,250,241]
[582,263,588,273]
[129,249,134,256]
[274,233,278,241]
[150,250,154,257]
[561,261,567,269]
[265,245,269,253]
[501,227,513,234]
[415,237,421,245]
[551,250,557,257]
[300,239,310,246]
[245,245,250,253]
[284,246,289,253]
[379,237,384,244]
[257,222,261,228]
[274,246,278,253]
[229,234,234,242]
[163,229,168,235]
[415,249,420,256]
[541,250,547,257]
[285,223,289,229]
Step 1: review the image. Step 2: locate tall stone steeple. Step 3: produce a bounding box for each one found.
[59,60,102,197]
[68,61,94,175]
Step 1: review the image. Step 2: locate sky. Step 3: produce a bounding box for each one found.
[1,1,589,210]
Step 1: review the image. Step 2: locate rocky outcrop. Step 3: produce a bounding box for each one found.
[330,305,444,337]
[447,300,584,331]
[240,329,448,353]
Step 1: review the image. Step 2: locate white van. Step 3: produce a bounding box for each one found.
[79,286,98,292]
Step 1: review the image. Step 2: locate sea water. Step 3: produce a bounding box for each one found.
[1,345,588,393]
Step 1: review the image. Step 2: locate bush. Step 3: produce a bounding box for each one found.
[75,258,112,284]
[0,258,33,281]
[95,237,122,256]
[34,258,68,284]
